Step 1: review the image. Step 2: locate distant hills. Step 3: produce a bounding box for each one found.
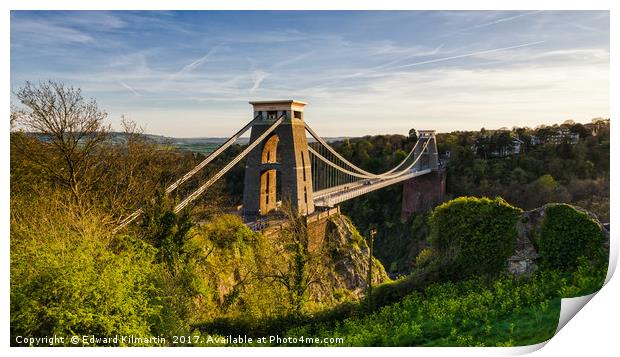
[149,134,351,155]
[22,132,351,156]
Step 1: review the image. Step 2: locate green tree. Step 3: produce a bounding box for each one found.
[260,205,330,314]
[139,191,193,271]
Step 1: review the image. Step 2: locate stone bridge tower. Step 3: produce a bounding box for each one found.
[242,100,315,220]
[402,130,445,218]
[412,130,439,171]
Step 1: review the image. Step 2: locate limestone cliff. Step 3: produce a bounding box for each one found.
[230,212,390,307]
[308,214,390,303]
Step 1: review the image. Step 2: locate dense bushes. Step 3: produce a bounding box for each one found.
[10,197,161,345]
[191,214,292,320]
[361,197,524,309]
[9,194,289,344]
[537,204,606,270]
[428,197,522,278]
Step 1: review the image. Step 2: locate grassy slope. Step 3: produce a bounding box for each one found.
[421,299,560,347]
[273,260,605,347]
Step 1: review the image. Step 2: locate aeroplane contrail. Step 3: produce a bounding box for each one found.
[392,40,546,70]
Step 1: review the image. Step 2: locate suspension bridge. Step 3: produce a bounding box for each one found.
[116,100,441,232]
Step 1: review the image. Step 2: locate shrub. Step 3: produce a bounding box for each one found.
[537,204,605,270]
[186,214,292,324]
[201,214,256,249]
[428,197,522,279]
[415,248,434,268]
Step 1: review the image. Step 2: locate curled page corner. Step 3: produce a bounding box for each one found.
[512,228,616,354]
[552,226,616,336]
[604,229,618,285]
[555,292,597,334]
[507,340,549,355]
[507,292,601,355]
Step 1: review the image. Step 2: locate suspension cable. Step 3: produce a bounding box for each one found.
[308,137,431,181]
[165,113,261,194]
[114,114,280,233]
[174,116,284,213]
[114,114,261,233]
[305,123,421,178]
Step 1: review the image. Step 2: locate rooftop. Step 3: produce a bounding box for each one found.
[249,100,307,106]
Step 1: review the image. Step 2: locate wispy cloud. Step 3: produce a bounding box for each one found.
[301,41,546,90]
[62,12,127,30]
[442,11,542,37]
[176,47,219,76]
[10,11,609,137]
[370,44,446,71]
[250,70,269,93]
[474,47,609,64]
[272,50,315,69]
[119,80,141,96]
[392,41,546,70]
[11,19,94,45]
[151,47,220,90]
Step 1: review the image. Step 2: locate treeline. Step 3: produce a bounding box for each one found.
[439,122,610,222]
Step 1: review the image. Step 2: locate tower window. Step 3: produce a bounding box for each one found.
[267,111,277,119]
[294,111,303,119]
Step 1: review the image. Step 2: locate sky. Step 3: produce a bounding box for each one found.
[10,10,610,137]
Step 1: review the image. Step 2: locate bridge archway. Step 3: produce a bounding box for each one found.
[261,134,280,163]
[260,134,281,214]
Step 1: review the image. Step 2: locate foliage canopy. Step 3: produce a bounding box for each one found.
[428,196,522,278]
[537,204,606,270]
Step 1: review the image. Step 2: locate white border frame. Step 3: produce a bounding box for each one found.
[2,1,616,356]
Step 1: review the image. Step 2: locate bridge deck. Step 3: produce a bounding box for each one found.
[313,168,432,207]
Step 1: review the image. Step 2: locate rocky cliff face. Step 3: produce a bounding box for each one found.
[257,212,390,305]
[308,214,390,303]
[508,203,610,276]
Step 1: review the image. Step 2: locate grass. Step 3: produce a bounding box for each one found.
[420,298,560,347]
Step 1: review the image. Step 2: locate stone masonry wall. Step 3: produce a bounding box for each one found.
[401,171,446,219]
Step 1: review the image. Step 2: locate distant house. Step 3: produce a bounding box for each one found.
[548,128,579,145]
[529,135,541,146]
[491,138,523,157]
[474,135,523,158]
[511,137,524,155]
[438,150,450,169]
